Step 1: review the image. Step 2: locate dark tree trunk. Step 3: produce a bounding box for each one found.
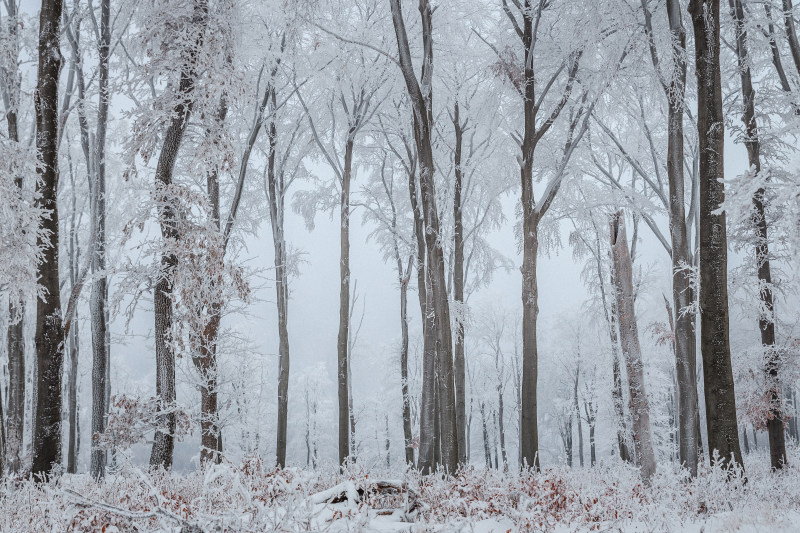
[193,90,229,466]
[6,304,24,473]
[408,149,436,474]
[643,0,699,476]
[512,0,581,471]
[32,0,66,476]
[266,105,291,468]
[729,0,787,470]
[66,187,79,474]
[520,226,540,470]
[391,0,459,473]
[337,136,354,465]
[688,0,744,470]
[150,0,208,470]
[90,0,111,479]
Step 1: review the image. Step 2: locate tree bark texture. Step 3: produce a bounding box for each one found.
[90,0,111,479]
[337,136,354,465]
[688,0,745,469]
[32,0,65,476]
[150,0,208,470]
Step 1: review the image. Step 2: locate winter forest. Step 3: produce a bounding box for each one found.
[1,0,800,530]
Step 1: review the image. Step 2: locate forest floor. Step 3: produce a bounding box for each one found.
[1,449,799,532]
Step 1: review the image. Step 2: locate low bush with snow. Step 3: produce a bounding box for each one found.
[2,450,799,532]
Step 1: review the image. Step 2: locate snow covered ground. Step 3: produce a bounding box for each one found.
[2,450,799,532]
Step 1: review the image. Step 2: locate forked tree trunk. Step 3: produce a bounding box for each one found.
[688,0,744,469]
[610,212,656,481]
[729,0,787,470]
[511,0,581,470]
[150,0,208,470]
[32,0,66,476]
[391,0,458,472]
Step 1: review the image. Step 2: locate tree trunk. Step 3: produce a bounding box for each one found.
[390,0,459,473]
[729,0,786,470]
[788,387,800,443]
[597,231,631,464]
[150,0,208,470]
[782,0,800,76]
[193,91,229,466]
[520,225,540,470]
[6,303,24,474]
[67,190,79,474]
[32,0,66,476]
[610,212,656,481]
[266,106,291,468]
[337,136,354,465]
[497,387,508,471]
[646,0,699,476]
[480,401,491,468]
[408,150,436,474]
[452,101,467,465]
[584,400,597,466]
[90,0,111,479]
[564,414,573,467]
[612,348,630,462]
[398,256,414,465]
[3,0,25,475]
[573,366,584,468]
[688,0,744,470]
